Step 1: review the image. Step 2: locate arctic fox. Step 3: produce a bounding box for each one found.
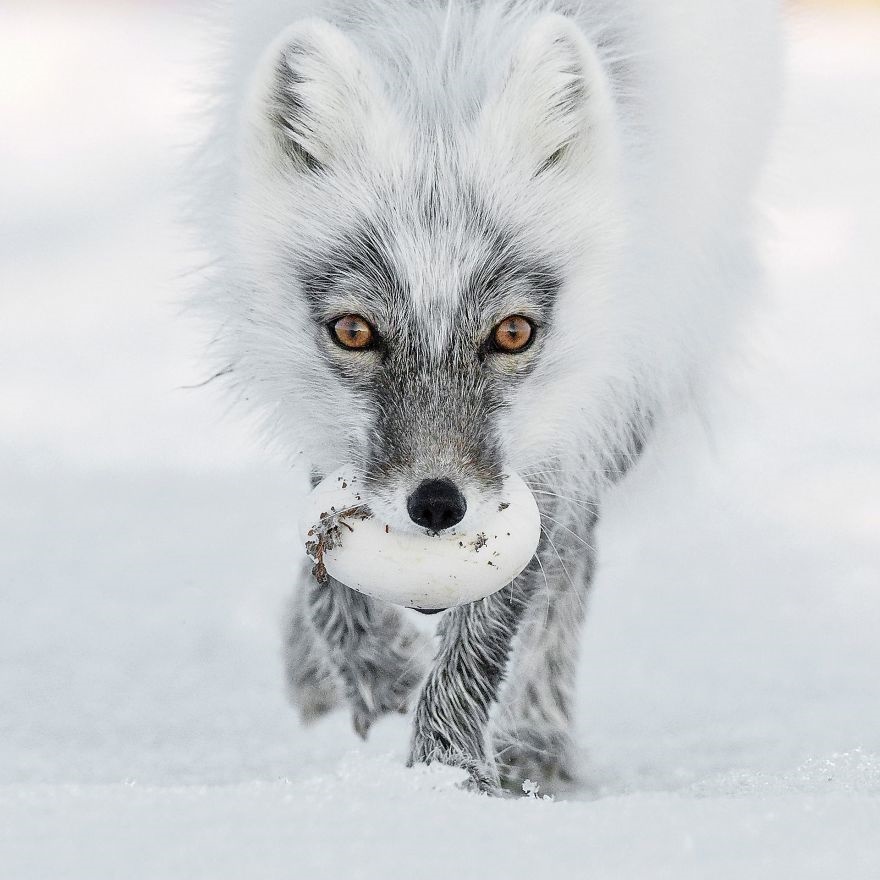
[198,0,780,793]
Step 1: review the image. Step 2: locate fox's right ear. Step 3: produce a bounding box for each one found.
[244,20,398,173]
[479,15,618,178]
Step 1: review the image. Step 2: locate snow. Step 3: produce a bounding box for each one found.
[1,3,879,877]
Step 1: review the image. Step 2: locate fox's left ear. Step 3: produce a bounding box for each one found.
[480,15,617,176]
[244,19,401,174]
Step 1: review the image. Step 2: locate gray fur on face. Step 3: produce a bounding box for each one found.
[297,191,562,515]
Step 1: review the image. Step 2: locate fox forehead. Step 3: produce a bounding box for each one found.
[293,175,562,350]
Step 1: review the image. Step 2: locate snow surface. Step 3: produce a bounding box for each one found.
[1,3,879,877]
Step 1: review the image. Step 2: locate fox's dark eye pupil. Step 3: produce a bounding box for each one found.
[492,315,533,353]
[332,314,374,350]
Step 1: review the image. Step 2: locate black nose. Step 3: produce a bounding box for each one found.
[407,479,467,531]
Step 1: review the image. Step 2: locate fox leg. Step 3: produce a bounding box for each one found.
[493,535,595,794]
[284,565,340,723]
[287,568,431,738]
[407,514,596,795]
[406,559,541,794]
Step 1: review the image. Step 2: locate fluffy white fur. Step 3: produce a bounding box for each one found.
[197,0,780,505]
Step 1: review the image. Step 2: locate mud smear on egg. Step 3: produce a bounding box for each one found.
[305,504,372,584]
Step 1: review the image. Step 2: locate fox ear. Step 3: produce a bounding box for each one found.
[481,15,617,176]
[246,19,396,173]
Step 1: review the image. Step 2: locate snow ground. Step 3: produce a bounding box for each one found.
[1,3,879,877]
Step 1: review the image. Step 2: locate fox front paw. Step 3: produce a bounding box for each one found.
[408,737,500,795]
[407,712,501,795]
[494,727,580,796]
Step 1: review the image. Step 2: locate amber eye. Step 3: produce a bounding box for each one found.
[330,314,376,350]
[491,315,534,353]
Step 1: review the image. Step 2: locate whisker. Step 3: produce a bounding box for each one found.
[529,488,600,510]
[541,512,598,556]
[532,543,552,631]
[540,523,586,616]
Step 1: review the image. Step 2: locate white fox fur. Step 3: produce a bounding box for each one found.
[199,0,779,486]
[195,0,780,792]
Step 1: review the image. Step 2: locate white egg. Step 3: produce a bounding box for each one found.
[300,469,541,610]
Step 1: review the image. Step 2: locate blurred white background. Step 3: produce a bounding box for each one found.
[1,2,879,877]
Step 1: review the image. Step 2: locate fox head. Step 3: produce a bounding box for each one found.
[228,10,624,533]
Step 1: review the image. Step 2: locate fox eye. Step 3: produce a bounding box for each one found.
[491,315,534,354]
[330,314,376,350]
